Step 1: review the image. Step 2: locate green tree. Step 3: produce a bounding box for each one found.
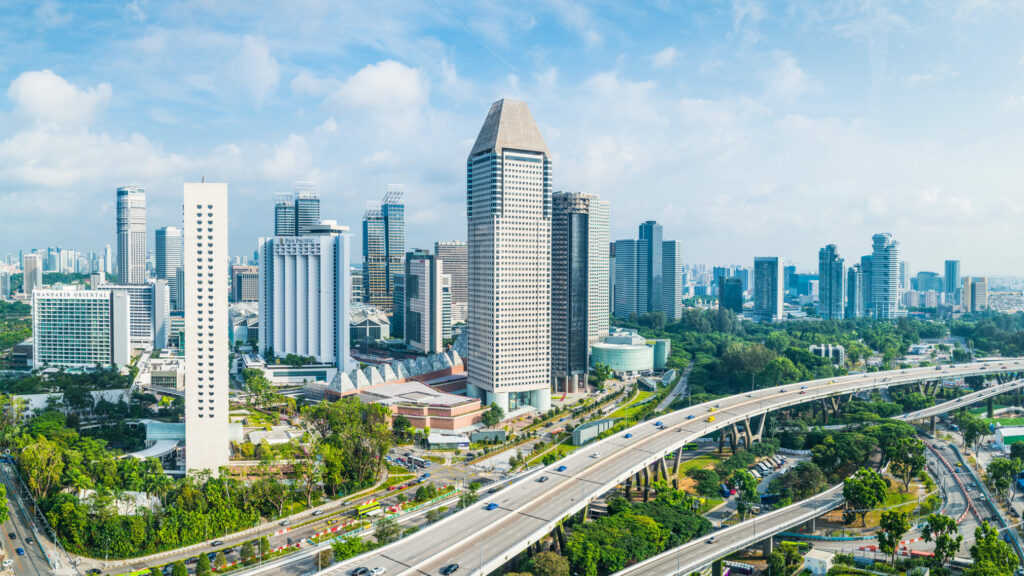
[986,458,1021,502]
[374,515,401,545]
[843,468,887,526]
[214,552,227,570]
[878,510,911,564]
[565,513,668,575]
[259,535,271,556]
[18,434,65,499]
[171,561,187,576]
[888,437,927,491]
[922,513,963,570]
[331,536,369,562]
[240,541,255,565]
[196,553,212,576]
[317,548,334,569]
[150,568,162,576]
[1010,442,1024,461]
[529,551,570,576]
[767,550,787,576]
[425,508,441,523]
[958,411,989,453]
[392,414,412,439]
[481,403,505,428]
[733,470,760,520]
[967,522,1018,576]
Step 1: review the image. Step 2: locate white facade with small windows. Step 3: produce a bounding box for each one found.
[183,182,230,474]
[467,99,552,414]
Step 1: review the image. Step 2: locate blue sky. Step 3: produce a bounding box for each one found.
[2,0,1024,274]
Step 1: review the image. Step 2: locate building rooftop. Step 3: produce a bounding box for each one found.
[355,380,476,408]
[804,549,835,562]
[470,99,550,157]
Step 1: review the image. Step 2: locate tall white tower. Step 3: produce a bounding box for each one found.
[871,233,901,319]
[183,182,229,474]
[117,186,147,284]
[467,99,552,414]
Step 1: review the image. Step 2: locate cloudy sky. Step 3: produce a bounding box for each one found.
[2,1,1024,275]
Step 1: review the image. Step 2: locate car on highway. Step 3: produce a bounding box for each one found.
[422,472,431,478]
[312,509,324,516]
[800,385,807,389]
[280,519,293,526]
[799,390,807,395]
[779,388,786,393]
[352,567,370,576]
[211,539,224,546]
[487,487,499,494]
[15,548,25,556]
[624,433,633,438]
[714,403,721,408]
[654,421,663,426]
[706,536,718,544]
[371,568,386,576]
[6,532,14,540]
[556,465,568,472]
[591,452,601,458]
[1,560,12,569]
[936,366,943,370]
[706,416,715,422]
[687,414,695,419]
[537,476,549,483]
[24,537,34,545]
[440,563,460,575]
[485,503,499,511]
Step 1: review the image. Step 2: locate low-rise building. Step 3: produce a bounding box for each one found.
[351,303,390,343]
[352,380,485,432]
[803,549,834,576]
[996,426,1024,449]
[589,329,668,376]
[809,344,846,366]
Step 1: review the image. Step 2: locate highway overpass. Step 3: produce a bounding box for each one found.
[323,359,1024,576]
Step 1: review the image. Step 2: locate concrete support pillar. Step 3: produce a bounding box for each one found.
[930,415,936,434]
[820,399,830,425]
[713,560,724,576]
[643,467,651,502]
[761,535,774,556]
[624,477,632,499]
[580,503,589,522]
[988,397,994,418]
[553,523,567,553]
[673,446,683,475]
[659,456,670,481]
[718,430,726,453]
[803,518,816,533]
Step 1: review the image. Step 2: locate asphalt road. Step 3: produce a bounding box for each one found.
[323,359,1024,576]
[0,465,51,576]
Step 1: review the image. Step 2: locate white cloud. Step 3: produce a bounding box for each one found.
[35,0,72,26]
[333,60,428,113]
[262,134,311,180]
[290,70,337,97]
[652,47,678,69]
[125,1,145,22]
[766,53,812,100]
[225,36,280,107]
[903,65,957,86]
[315,117,338,134]
[8,70,112,126]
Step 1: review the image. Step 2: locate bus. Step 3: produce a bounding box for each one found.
[683,442,700,451]
[779,541,813,553]
[356,501,381,518]
[408,456,428,468]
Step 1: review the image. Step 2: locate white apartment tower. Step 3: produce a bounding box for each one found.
[22,254,43,297]
[467,99,552,414]
[117,186,147,284]
[183,182,230,474]
[257,221,354,370]
[871,233,902,319]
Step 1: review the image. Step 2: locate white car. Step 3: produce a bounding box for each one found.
[591,452,601,458]
[371,568,386,576]
[2,559,12,569]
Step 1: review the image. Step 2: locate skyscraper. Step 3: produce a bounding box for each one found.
[871,233,902,319]
[899,261,911,293]
[155,226,184,310]
[963,277,988,312]
[817,245,845,320]
[754,257,783,323]
[404,249,449,355]
[944,260,961,300]
[434,241,468,305]
[550,192,610,393]
[0,272,9,299]
[274,183,321,236]
[104,244,112,275]
[638,221,663,314]
[117,186,147,284]
[184,182,229,474]
[258,221,353,370]
[718,277,743,314]
[22,254,43,297]
[362,188,406,312]
[860,255,873,315]
[467,99,552,413]
[32,288,130,368]
[662,240,683,321]
[846,265,863,318]
[613,224,681,320]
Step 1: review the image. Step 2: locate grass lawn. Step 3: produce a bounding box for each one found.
[526,441,576,467]
[862,487,921,526]
[607,391,655,420]
[675,454,723,476]
[385,474,416,488]
[983,416,1024,426]
[696,496,725,514]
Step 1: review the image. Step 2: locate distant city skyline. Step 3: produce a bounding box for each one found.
[3,4,1024,274]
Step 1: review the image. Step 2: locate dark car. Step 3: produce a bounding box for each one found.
[440,564,460,575]
[7,532,14,540]
[537,476,549,483]
[211,540,224,546]
[25,537,34,545]
[186,557,199,565]
[352,568,371,576]
[487,487,498,494]
[556,465,567,472]
[87,569,102,575]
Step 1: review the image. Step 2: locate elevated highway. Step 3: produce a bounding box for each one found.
[325,360,1024,576]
